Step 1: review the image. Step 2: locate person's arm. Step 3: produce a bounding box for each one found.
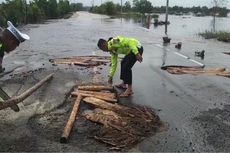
[108,53,118,82]
[129,42,139,55]
[129,42,143,62]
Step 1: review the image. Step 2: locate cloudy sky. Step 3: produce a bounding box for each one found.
[70,0,230,8]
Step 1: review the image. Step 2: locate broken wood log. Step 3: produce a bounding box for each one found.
[78,85,113,91]
[82,108,126,128]
[71,92,117,103]
[74,90,116,98]
[53,61,93,66]
[83,97,125,111]
[77,93,116,103]
[216,73,230,78]
[0,73,54,111]
[60,95,82,143]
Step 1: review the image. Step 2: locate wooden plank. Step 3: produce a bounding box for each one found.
[0,87,20,112]
[78,85,113,91]
[83,97,124,110]
[73,90,116,98]
[60,95,82,143]
[72,92,117,103]
[0,73,54,111]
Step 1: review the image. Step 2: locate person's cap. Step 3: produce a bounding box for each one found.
[6,21,30,43]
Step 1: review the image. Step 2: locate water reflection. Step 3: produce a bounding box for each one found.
[119,14,230,38]
[161,44,168,67]
[211,17,216,32]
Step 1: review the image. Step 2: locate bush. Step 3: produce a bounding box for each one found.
[199,31,230,42]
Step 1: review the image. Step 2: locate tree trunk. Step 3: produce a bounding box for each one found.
[60,95,82,143]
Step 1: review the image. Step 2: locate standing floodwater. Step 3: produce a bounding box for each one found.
[1,12,230,152]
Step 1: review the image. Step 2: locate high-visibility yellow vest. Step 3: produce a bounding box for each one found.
[107,36,142,77]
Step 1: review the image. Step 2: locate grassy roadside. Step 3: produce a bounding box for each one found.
[199,31,230,42]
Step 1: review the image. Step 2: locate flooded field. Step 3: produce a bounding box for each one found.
[134,14,230,38]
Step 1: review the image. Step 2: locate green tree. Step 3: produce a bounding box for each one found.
[70,3,83,11]
[35,0,49,18]
[104,1,116,15]
[0,5,7,27]
[124,1,131,12]
[48,0,58,18]
[59,0,70,16]
[218,7,228,16]
[133,0,153,14]
[212,0,228,17]
[27,2,44,23]
[1,0,25,25]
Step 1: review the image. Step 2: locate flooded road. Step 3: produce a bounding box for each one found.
[144,14,230,38]
[0,12,230,152]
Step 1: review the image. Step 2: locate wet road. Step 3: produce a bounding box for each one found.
[0,12,230,152]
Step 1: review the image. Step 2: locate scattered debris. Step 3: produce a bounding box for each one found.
[9,68,45,79]
[161,66,230,78]
[60,85,164,150]
[163,37,171,43]
[175,42,182,49]
[195,50,205,59]
[153,18,170,26]
[49,56,111,67]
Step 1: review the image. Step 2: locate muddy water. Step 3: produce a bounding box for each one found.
[166,15,230,37]
[128,14,230,38]
[1,12,230,152]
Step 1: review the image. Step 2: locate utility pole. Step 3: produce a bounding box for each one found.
[165,0,169,35]
[24,0,27,24]
[121,0,123,14]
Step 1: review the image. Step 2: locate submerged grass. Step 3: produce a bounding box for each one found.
[199,31,230,42]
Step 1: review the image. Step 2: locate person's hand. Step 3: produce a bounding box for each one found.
[108,77,113,84]
[136,53,143,63]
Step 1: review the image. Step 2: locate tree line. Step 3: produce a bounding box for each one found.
[0,0,84,27]
[90,0,229,17]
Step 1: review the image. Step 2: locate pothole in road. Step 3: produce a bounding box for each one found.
[28,86,167,151]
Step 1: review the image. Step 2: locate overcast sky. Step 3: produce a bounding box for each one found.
[70,0,230,8]
[0,0,229,8]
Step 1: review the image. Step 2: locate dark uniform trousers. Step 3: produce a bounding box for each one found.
[120,46,143,85]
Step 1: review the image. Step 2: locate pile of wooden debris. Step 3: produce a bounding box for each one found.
[60,85,163,150]
[161,66,230,78]
[49,56,111,67]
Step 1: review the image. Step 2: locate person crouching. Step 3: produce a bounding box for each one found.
[97,36,143,98]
